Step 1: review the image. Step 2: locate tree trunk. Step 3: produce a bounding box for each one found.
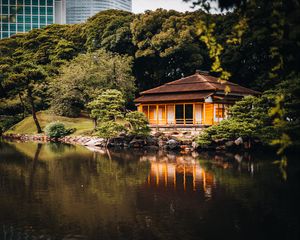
[18,93,26,119]
[93,118,97,129]
[28,88,42,133]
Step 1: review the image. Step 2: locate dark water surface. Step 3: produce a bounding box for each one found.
[0,141,299,240]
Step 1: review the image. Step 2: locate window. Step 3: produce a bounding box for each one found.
[2,6,9,14]
[1,15,9,23]
[40,0,46,6]
[25,6,31,14]
[2,24,9,31]
[32,6,39,15]
[10,0,16,5]
[10,24,16,31]
[17,6,24,14]
[2,32,9,38]
[25,0,31,5]
[39,7,46,15]
[32,16,38,24]
[214,104,226,122]
[40,16,46,24]
[17,24,24,32]
[175,105,184,124]
[47,7,53,15]
[17,0,24,5]
[25,24,31,31]
[17,15,24,23]
[142,106,149,119]
[10,6,17,14]
[47,16,53,24]
[25,16,31,23]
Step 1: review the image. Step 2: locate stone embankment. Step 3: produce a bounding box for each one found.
[2,132,198,151]
[2,133,255,152]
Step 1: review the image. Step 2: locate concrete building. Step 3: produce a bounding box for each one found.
[0,0,132,39]
[65,0,132,24]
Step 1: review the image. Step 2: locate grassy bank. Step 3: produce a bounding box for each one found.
[5,111,94,136]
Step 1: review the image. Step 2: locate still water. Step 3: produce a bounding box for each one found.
[0,141,299,240]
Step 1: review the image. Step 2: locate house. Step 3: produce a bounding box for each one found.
[134,70,259,127]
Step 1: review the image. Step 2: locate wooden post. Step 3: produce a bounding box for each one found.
[165,104,167,125]
[203,103,206,125]
[184,104,186,125]
[174,104,176,127]
[156,105,159,126]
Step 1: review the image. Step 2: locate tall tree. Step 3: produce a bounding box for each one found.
[6,62,47,133]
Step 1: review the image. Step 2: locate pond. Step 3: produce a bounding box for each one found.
[0,141,299,240]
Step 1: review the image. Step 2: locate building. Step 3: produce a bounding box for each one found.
[0,0,132,39]
[135,70,259,127]
[65,0,132,24]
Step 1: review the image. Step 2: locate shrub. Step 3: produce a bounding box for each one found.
[51,91,84,118]
[44,122,74,138]
[96,121,126,139]
[196,95,278,145]
[125,111,150,136]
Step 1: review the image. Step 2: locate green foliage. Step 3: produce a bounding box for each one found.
[44,122,74,138]
[0,115,23,134]
[196,95,278,145]
[125,111,150,136]
[88,89,125,122]
[49,50,135,117]
[50,90,84,118]
[96,121,126,139]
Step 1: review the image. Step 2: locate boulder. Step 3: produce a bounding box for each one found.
[225,141,235,148]
[166,139,180,150]
[129,139,145,148]
[192,141,199,149]
[235,137,243,146]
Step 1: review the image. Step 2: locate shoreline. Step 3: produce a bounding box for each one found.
[2,132,261,153]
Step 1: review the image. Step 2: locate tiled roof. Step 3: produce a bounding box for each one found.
[140,72,260,95]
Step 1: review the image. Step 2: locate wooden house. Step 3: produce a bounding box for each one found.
[134,70,259,127]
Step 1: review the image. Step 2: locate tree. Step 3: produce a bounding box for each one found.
[6,62,47,133]
[196,95,277,146]
[125,111,150,136]
[49,50,135,117]
[88,89,125,124]
[88,89,126,142]
[131,9,211,90]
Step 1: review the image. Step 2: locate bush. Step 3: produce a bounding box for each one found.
[44,122,74,138]
[196,95,278,145]
[96,121,126,139]
[51,91,84,118]
[125,111,150,136]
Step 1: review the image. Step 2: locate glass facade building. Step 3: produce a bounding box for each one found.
[65,0,132,24]
[0,0,56,39]
[0,0,132,39]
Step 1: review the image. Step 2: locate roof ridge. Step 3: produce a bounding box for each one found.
[197,74,217,91]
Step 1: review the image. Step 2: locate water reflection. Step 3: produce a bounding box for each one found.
[0,141,299,240]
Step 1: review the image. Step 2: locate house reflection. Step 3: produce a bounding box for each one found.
[141,153,215,198]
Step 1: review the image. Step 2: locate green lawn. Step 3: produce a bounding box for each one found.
[5,111,94,136]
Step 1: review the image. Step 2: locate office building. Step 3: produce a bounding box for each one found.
[0,0,132,39]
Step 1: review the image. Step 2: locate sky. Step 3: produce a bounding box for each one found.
[132,0,195,13]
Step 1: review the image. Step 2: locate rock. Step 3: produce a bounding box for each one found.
[129,139,145,148]
[235,137,243,146]
[166,139,180,150]
[192,141,199,149]
[216,145,226,150]
[154,132,164,138]
[225,141,235,148]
